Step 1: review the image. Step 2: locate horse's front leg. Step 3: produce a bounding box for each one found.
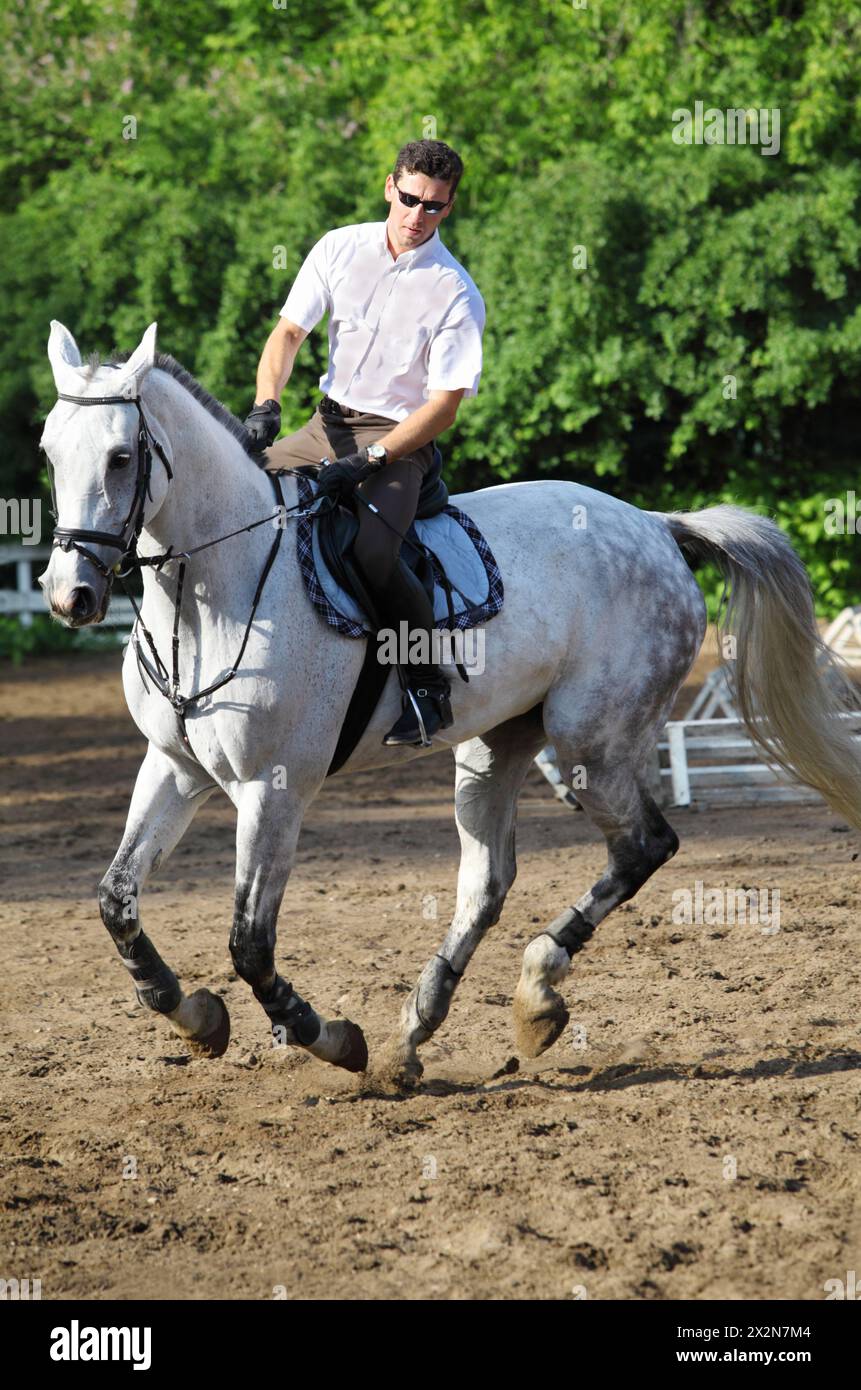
[99,745,229,1054]
[229,783,368,1073]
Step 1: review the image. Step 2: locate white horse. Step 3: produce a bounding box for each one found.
[39,321,861,1087]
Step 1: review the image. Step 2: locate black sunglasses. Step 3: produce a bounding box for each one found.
[394,183,452,216]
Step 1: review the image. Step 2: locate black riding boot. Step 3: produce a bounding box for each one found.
[373,558,453,747]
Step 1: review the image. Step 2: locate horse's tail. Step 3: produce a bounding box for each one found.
[658,502,861,830]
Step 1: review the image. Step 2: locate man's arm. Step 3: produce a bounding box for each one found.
[373,388,465,462]
[255,317,308,405]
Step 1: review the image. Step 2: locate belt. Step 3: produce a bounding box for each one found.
[320,395,361,419]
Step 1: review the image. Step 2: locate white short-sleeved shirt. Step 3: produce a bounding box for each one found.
[280,221,485,422]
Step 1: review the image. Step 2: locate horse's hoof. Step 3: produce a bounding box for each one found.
[513,989,569,1059]
[328,1018,368,1073]
[372,1038,424,1092]
[184,989,231,1058]
[396,1057,423,1091]
[387,1057,424,1092]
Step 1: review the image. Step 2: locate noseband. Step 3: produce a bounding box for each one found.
[50,390,173,579]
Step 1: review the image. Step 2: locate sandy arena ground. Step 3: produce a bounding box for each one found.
[1,645,859,1300]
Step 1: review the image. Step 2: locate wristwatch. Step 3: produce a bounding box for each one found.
[365,443,388,470]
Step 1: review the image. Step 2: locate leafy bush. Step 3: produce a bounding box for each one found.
[0,614,121,664]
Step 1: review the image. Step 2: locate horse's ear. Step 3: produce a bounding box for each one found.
[116,322,158,397]
[47,321,85,393]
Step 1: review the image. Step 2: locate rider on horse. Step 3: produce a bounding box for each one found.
[244,139,485,747]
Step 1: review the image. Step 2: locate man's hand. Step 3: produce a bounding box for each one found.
[243,399,281,451]
[315,450,379,503]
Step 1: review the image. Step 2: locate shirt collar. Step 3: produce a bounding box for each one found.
[379,221,440,267]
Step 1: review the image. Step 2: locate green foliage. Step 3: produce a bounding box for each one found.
[0,613,119,663]
[2,0,860,618]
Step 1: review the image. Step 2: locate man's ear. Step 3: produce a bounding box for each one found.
[383,173,394,204]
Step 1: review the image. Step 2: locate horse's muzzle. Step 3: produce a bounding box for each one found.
[42,577,105,627]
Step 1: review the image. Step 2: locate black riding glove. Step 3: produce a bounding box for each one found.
[314,450,377,503]
[244,399,281,451]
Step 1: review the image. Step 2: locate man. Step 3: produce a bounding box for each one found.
[244,139,485,746]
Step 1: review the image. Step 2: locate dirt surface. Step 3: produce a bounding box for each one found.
[1,643,859,1301]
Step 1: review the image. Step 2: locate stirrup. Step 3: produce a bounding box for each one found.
[407,687,432,748]
[382,680,453,748]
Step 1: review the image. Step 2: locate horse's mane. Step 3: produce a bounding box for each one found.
[89,347,258,461]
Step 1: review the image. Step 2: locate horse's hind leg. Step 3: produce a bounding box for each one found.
[513,745,679,1058]
[376,707,546,1089]
[99,745,229,1055]
[229,783,368,1073]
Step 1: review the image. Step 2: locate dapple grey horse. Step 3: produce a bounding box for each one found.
[39,321,861,1087]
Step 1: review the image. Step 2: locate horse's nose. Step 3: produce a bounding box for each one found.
[53,584,99,624]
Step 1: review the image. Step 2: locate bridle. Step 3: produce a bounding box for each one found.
[46,385,314,749]
[50,389,173,580]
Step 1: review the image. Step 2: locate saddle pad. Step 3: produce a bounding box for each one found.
[294,473,504,638]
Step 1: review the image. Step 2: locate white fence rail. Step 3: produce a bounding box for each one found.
[657,710,861,809]
[823,606,861,667]
[540,716,861,814]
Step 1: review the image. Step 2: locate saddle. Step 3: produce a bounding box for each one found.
[280,448,504,773]
[299,444,448,626]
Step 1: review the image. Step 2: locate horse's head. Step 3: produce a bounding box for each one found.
[39,321,174,626]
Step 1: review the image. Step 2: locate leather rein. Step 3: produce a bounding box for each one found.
[48,389,314,749]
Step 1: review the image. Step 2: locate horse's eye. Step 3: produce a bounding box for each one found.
[108,451,131,471]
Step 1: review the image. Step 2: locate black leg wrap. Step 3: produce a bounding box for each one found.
[117,931,182,1014]
[255,975,321,1047]
[542,907,595,960]
[415,954,461,1035]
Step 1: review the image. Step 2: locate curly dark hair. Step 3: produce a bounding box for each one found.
[392,140,464,200]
